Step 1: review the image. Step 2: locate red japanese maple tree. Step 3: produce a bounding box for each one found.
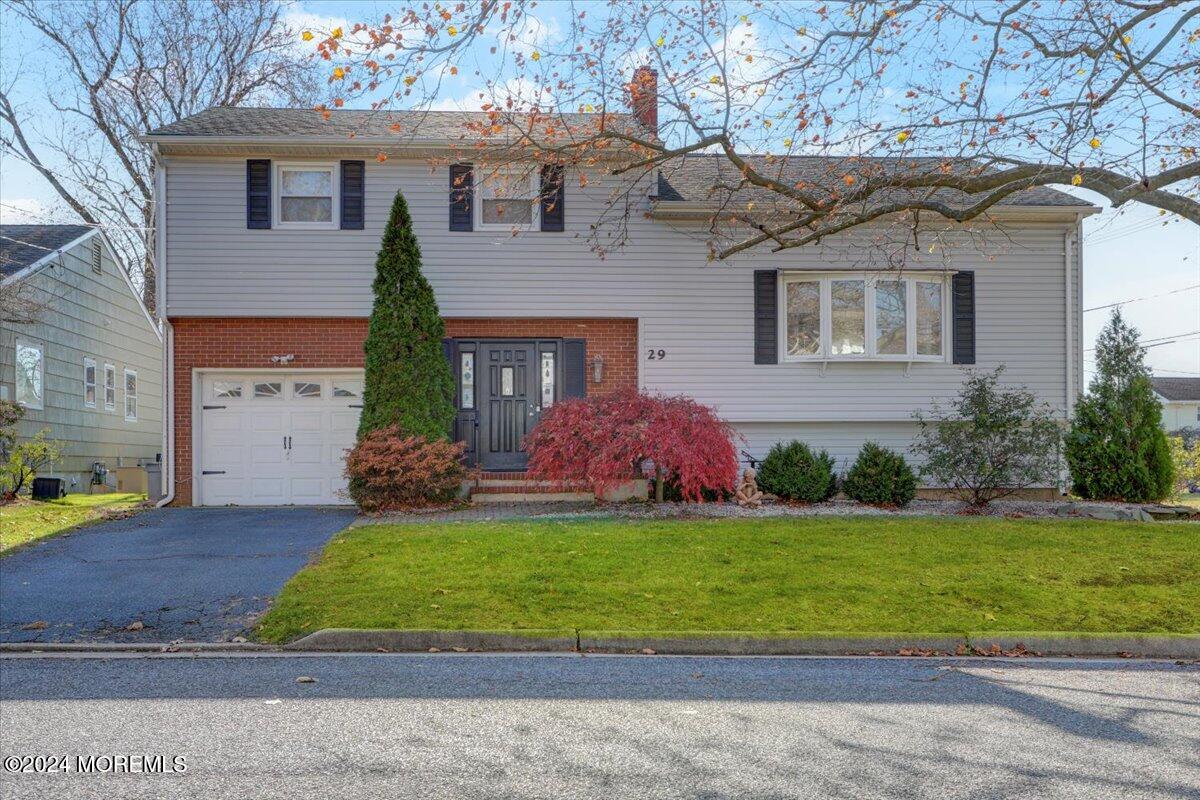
[525,388,739,502]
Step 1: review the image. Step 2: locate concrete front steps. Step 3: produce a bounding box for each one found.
[469,475,593,504]
[467,473,648,504]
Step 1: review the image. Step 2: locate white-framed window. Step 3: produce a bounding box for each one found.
[123,368,138,421]
[779,272,950,362]
[83,358,97,408]
[15,339,44,410]
[475,166,539,230]
[274,163,338,228]
[104,364,116,410]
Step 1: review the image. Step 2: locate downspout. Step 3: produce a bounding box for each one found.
[1064,227,1075,418]
[153,146,175,508]
[1060,219,1080,495]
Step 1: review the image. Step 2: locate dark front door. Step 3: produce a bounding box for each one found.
[480,341,540,470]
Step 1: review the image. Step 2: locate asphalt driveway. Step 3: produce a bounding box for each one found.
[0,508,355,643]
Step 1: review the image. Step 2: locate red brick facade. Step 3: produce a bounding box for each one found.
[169,316,637,505]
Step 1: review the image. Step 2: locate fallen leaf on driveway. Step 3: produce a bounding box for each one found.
[296,676,317,684]
[125,620,145,631]
[20,620,48,631]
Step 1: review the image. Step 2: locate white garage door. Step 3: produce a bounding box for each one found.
[197,373,362,506]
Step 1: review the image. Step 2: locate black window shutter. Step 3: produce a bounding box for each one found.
[952,270,976,364]
[449,164,473,231]
[540,165,565,232]
[246,159,271,229]
[563,339,587,398]
[340,160,365,230]
[753,270,778,364]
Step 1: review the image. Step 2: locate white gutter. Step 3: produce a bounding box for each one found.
[648,200,1104,221]
[152,147,175,508]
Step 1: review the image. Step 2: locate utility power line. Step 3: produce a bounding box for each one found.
[1083,283,1200,312]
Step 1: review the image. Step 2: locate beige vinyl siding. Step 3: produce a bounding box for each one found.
[163,156,1081,432]
[1,236,162,490]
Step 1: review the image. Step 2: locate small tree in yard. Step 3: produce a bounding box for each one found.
[1,401,62,504]
[1064,310,1174,503]
[526,389,738,502]
[357,191,455,441]
[913,367,1061,506]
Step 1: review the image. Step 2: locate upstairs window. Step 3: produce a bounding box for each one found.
[475,167,538,230]
[276,163,337,228]
[781,273,948,362]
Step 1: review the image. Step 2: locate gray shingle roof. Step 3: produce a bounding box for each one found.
[1152,377,1200,402]
[654,154,1091,209]
[147,108,1091,209]
[0,224,93,279]
[145,106,645,140]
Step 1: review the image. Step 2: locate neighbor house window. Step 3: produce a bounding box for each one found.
[275,163,337,227]
[781,273,949,361]
[104,364,116,410]
[124,369,138,421]
[15,340,44,410]
[83,358,97,408]
[475,167,538,229]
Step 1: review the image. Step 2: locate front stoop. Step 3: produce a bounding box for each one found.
[467,474,648,504]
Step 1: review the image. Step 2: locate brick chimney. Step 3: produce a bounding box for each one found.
[629,66,658,133]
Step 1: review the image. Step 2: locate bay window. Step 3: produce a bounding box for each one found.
[780,272,949,362]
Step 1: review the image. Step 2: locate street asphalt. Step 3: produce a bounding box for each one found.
[0,508,355,643]
[0,653,1197,799]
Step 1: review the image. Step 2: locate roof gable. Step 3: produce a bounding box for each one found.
[1,224,93,278]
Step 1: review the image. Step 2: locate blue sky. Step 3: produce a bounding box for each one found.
[1,0,1196,381]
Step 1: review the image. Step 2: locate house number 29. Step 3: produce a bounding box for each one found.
[647,349,666,360]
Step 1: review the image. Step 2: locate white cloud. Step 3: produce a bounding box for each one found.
[0,197,52,224]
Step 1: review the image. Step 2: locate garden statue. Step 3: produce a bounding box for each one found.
[735,468,763,508]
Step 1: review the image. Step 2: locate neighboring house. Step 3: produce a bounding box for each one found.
[1151,377,1200,432]
[143,89,1098,507]
[1,225,163,492]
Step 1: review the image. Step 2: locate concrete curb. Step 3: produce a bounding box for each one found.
[281,629,1200,658]
[0,642,275,654]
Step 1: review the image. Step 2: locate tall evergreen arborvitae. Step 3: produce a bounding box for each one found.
[357,191,455,440]
[1064,308,1174,502]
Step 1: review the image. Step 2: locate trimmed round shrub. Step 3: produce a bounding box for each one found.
[756,440,837,503]
[346,425,470,512]
[842,442,917,507]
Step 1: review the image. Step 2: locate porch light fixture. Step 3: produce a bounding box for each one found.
[270,354,295,365]
[591,354,604,384]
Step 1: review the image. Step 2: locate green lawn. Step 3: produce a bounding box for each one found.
[255,517,1200,643]
[0,493,145,554]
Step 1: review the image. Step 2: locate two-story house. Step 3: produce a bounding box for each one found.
[144,91,1097,506]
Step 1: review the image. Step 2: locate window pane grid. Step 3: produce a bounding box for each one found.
[783,275,945,361]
